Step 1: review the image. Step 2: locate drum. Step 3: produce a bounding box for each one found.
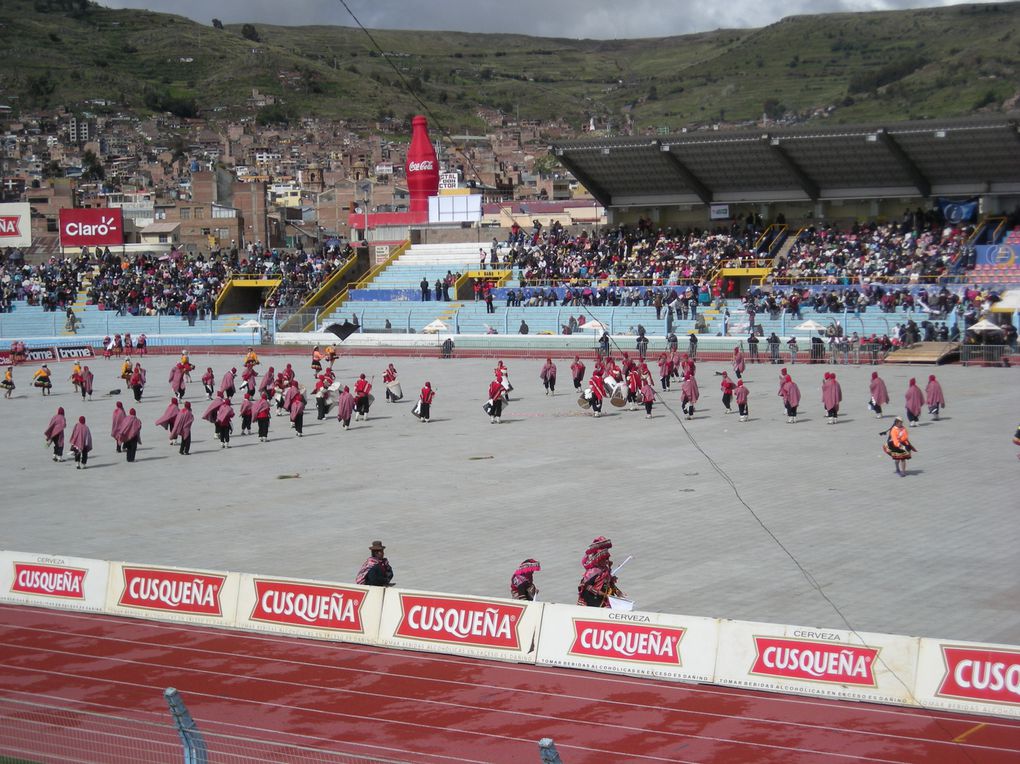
[412,400,422,418]
[386,380,403,400]
[610,385,627,408]
[577,393,591,409]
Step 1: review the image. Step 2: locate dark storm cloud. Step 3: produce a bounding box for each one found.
[98,0,1003,38]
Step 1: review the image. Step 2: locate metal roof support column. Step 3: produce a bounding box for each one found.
[657,143,712,205]
[552,148,613,207]
[876,129,931,198]
[763,136,819,201]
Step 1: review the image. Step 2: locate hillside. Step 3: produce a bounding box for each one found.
[1,0,1018,131]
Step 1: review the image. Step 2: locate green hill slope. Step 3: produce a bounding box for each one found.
[1,0,1017,130]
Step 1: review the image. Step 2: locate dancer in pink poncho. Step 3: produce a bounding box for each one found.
[170,401,194,455]
[116,408,142,462]
[44,407,66,462]
[780,374,801,423]
[155,399,179,442]
[925,375,946,420]
[822,372,843,424]
[868,371,890,419]
[904,378,925,424]
[69,416,92,469]
[680,373,699,420]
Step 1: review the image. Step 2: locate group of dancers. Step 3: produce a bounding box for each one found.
[508,535,628,609]
[19,342,956,475]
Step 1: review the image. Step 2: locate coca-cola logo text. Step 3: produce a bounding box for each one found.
[117,567,224,616]
[750,636,879,686]
[250,579,366,632]
[11,562,86,599]
[407,160,435,173]
[0,216,22,238]
[937,646,1020,705]
[394,594,524,649]
[569,619,685,665]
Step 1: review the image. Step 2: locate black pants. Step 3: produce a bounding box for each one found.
[722,393,732,410]
[225,386,235,399]
[355,397,369,415]
[125,437,138,462]
[218,424,230,444]
[590,397,602,413]
[205,384,214,397]
[293,413,303,434]
[52,442,63,458]
[735,369,742,379]
[316,398,327,420]
[80,388,87,400]
[179,436,190,455]
[544,379,555,393]
[785,404,798,417]
[257,418,270,438]
[682,397,694,415]
[132,385,143,401]
[339,416,351,428]
[827,407,839,417]
[873,403,883,415]
[73,448,88,465]
[419,401,430,420]
[242,413,251,432]
[907,411,919,423]
[738,402,748,416]
[644,401,653,415]
[490,398,503,417]
[573,375,583,391]
[661,375,669,390]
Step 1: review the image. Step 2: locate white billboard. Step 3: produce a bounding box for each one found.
[0,203,32,247]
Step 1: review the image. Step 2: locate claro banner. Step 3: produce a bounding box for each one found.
[914,638,1020,718]
[714,619,919,707]
[234,574,383,644]
[0,550,109,612]
[377,588,544,663]
[105,561,239,626]
[535,603,718,683]
[59,208,123,248]
[0,203,32,248]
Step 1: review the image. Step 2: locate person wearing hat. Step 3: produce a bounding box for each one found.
[33,364,53,395]
[510,559,541,601]
[356,541,393,587]
[577,536,623,608]
[883,416,916,477]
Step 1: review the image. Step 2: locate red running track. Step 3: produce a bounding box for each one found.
[0,604,1018,763]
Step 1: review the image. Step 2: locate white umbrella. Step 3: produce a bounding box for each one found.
[581,320,609,332]
[794,319,827,332]
[422,319,448,334]
[967,318,1004,333]
[236,318,263,342]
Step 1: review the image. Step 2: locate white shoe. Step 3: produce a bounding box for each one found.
[740,415,747,422]
[424,419,430,423]
[876,414,882,419]
[490,417,495,423]
[792,417,798,423]
[496,417,501,423]
[76,464,81,470]
[645,414,652,419]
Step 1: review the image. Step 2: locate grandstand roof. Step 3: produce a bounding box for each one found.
[551,116,1020,207]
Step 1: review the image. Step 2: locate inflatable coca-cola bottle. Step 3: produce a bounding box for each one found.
[405,115,439,214]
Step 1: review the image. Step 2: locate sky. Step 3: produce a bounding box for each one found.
[97,0,1005,39]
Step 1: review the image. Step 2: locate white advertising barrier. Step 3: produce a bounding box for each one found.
[105,561,240,627]
[377,588,543,663]
[913,637,1020,718]
[0,550,109,612]
[234,573,383,644]
[535,603,718,683]
[714,619,919,706]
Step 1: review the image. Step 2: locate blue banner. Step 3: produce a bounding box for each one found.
[975,244,1018,267]
[938,197,979,224]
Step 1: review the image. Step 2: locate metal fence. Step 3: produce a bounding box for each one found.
[960,344,1014,367]
[0,690,562,763]
[0,692,405,764]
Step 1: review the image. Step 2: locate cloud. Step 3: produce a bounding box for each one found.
[97,0,1004,38]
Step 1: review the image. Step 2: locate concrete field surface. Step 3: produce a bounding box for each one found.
[2,351,1017,645]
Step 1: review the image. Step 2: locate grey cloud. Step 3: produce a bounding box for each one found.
[98,0,1004,38]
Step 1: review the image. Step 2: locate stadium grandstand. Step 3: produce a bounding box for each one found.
[2,117,1018,360]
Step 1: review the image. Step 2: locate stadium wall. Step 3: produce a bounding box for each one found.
[2,548,1017,720]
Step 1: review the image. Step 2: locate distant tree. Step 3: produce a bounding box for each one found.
[241,24,260,42]
[212,18,223,30]
[81,150,105,182]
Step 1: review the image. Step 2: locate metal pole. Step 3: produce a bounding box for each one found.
[538,738,563,764]
[164,688,208,764]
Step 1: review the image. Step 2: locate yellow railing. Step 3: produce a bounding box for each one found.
[968,216,1006,247]
[753,223,788,258]
[302,256,359,308]
[301,240,411,332]
[454,269,512,298]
